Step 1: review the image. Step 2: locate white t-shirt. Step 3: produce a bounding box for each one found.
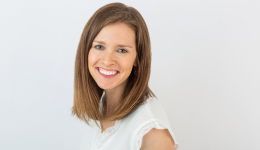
[80,95,179,150]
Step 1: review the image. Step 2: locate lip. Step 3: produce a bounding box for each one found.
[96,67,119,79]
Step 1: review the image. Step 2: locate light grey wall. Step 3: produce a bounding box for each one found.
[1,0,259,150]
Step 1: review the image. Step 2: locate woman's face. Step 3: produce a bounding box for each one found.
[88,22,137,90]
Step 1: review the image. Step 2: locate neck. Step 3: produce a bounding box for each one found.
[103,78,128,115]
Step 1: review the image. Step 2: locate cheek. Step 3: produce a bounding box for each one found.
[119,57,135,72]
[88,50,98,65]
[88,51,98,74]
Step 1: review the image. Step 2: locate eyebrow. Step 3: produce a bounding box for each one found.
[93,40,133,48]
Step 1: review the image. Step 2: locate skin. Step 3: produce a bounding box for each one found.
[88,22,137,115]
[140,128,176,150]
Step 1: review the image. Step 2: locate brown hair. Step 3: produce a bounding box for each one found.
[71,2,156,131]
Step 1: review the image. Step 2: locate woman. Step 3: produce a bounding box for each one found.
[72,2,179,150]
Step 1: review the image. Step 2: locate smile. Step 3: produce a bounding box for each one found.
[96,67,119,78]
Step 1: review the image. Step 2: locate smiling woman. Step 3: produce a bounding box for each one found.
[71,2,179,150]
[88,22,137,91]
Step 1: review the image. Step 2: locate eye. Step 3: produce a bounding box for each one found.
[119,49,128,53]
[94,45,103,49]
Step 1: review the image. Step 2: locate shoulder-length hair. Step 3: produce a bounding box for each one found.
[72,2,156,130]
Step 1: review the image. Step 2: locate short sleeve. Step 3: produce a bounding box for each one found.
[133,119,179,150]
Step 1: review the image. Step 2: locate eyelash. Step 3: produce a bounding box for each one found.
[94,45,128,53]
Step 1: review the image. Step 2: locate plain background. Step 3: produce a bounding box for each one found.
[0,0,259,150]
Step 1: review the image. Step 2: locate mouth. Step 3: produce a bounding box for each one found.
[96,67,120,78]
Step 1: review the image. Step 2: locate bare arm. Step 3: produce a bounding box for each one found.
[140,128,176,150]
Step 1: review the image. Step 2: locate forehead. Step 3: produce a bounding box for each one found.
[93,23,135,46]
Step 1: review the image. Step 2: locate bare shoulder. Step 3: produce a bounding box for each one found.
[140,128,176,150]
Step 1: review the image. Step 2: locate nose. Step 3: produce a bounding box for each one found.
[102,51,115,66]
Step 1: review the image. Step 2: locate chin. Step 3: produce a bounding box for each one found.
[97,82,116,90]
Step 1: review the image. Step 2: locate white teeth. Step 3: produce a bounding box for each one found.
[99,68,117,75]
